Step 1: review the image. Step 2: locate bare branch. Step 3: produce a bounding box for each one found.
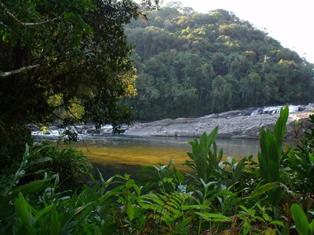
[0,1,63,26]
[0,64,39,77]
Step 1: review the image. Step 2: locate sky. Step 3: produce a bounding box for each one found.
[161,0,314,64]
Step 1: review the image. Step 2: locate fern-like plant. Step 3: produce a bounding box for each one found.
[140,192,191,234]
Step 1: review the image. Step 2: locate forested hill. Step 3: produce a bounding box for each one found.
[125,6,314,121]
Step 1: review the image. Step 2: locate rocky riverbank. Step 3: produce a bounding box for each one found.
[32,104,314,140]
[124,104,314,139]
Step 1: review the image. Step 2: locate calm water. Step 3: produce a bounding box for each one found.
[68,136,259,169]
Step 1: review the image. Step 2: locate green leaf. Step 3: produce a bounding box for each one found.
[35,205,53,223]
[13,178,50,195]
[274,106,289,148]
[127,204,135,221]
[14,193,35,235]
[309,219,314,235]
[50,209,61,235]
[242,220,251,235]
[195,212,231,222]
[249,182,280,198]
[291,203,309,235]
[270,220,284,227]
[96,168,105,183]
[182,204,208,210]
[29,157,52,166]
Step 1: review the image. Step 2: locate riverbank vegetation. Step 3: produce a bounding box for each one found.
[1,1,314,234]
[1,107,314,234]
[126,6,314,120]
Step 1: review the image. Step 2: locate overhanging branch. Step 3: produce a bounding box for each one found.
[0,64,39,77]
[0,1,63,26]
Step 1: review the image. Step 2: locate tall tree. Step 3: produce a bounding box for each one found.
[0,0,158,170]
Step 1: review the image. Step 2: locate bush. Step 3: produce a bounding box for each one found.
[19,143,92,190]
[285,114,314,196]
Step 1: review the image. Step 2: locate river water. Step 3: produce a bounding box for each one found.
[66,136,259,170]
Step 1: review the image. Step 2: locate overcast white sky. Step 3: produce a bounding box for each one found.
[161,0,314,63]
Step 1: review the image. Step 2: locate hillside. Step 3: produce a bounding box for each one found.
[125,6,314,121]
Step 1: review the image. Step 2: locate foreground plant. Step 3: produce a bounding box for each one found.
[1,106,314,234]
[257,106,289,210]
[291,203,314,235]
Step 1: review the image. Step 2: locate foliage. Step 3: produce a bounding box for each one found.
[28,143,92,189]
[1,107,314,234]
[0,0,144,126]
[257,106,289,208]
[5,1,314,233]
[125,7,314,120]
[291,203,314,235]
[285,114,314,195]
[0,0,160,170]
[186,127,223,182]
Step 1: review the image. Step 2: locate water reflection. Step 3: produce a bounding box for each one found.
[70,136,259,168]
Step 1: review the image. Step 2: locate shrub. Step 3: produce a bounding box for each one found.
[20,143,92,190]
[286,114,314,195]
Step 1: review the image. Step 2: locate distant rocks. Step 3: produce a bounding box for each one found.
[124,104,314,139]
[32,124,114,141]
[32,104,314,140]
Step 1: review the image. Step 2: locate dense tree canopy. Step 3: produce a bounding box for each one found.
[0,0,158,170]
[126,6,314,120]
[0,0,141,127]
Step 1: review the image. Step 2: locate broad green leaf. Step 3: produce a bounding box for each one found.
[274,106,289,148]
[291,203,309,235]
[249,182,280,198]
[13,178,50,195]
[309,219,314,235]
[14,193,35,235]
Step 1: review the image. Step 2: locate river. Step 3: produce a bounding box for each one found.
[65,136,259,170]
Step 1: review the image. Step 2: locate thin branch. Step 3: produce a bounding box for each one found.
[0,64,39,77]
[0,1,63,26]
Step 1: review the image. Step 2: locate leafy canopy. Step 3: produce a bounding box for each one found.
[0,0,157,127]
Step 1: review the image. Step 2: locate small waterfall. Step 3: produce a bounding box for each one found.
[250,105,302,116]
